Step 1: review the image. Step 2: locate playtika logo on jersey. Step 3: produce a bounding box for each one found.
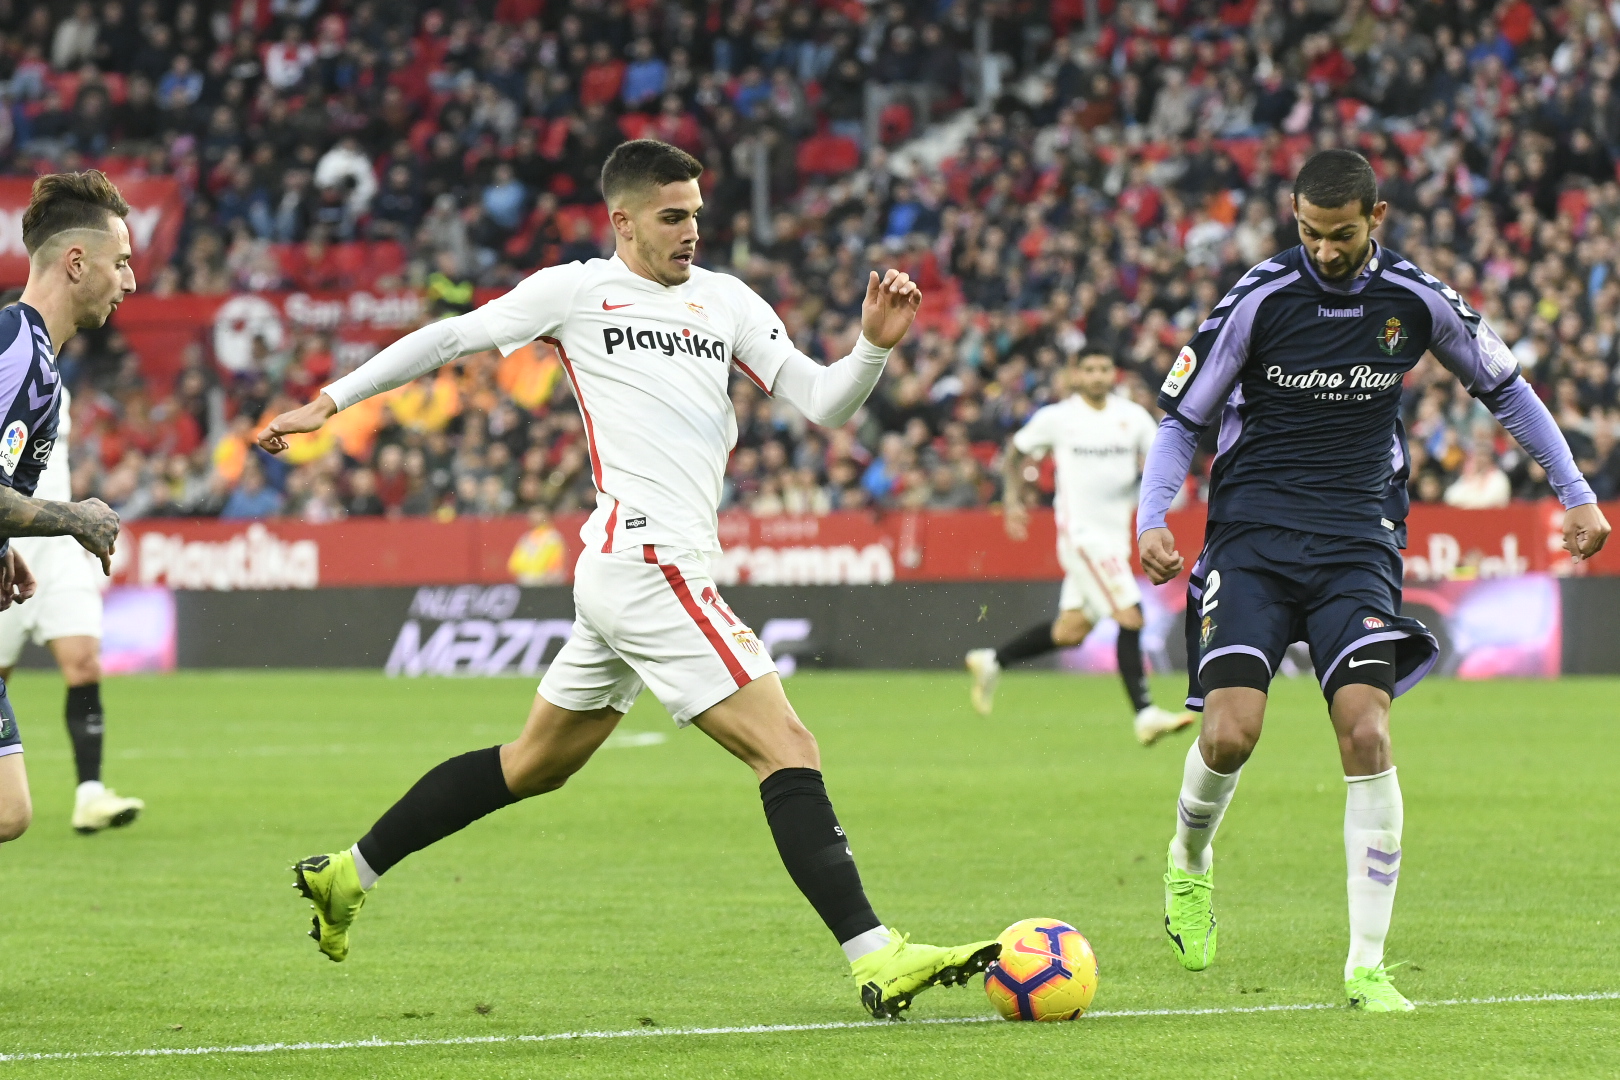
[601,323,728,362]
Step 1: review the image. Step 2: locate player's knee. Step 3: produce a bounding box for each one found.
[1341,719,1388,760]
[0,796,31,842]
[1114,605,1144,631]
[1051,614,1090,647]
[62,658,101,686]
[1333,693,1391,766]
[1199,726,1255,773]
[776,710,819,765]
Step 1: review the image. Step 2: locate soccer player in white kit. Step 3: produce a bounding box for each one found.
[0,385,144,833]
[966,352,1196,745]
[259,140,1002,1018]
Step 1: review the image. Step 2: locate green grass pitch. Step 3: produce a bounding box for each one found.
[0,670,1617,1078]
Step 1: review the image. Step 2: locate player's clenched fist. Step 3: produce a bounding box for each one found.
[1138,527,1184,585]
[861,268,922,349]
[72,498,120,576]
[258,393,339,454]
[1563,502,1612,563]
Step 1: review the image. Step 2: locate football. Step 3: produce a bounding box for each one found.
[983,918,1099,1021]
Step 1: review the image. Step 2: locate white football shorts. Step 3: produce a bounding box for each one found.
[540,544,777,724]
[1057,536,1142,624]
[0,534,105,666]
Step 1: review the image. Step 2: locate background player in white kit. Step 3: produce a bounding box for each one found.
[258,139,1002,1019]
[966,352,1195,746]
[0,378,144,834]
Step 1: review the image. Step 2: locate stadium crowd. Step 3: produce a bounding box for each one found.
[13,0,1620,521]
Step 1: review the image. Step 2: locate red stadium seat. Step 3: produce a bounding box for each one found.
[879,103,912,145]
[1214,138,1262,181]
[1557,187,1591,233]
[796,133,861,179]
[1391,130,1429,159]
[542,117,571,160]
[618,113,652,140]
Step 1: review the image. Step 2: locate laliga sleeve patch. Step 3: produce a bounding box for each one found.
[0,420,27,475]
[1161,346,1197,398]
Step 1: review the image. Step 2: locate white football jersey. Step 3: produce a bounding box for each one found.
[1012,393,1158,549]
[480,256,795,554]
[33,386,70,502]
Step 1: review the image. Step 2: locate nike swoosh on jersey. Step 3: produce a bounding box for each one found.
[602,300,634,310]
[1347,658,1390,668]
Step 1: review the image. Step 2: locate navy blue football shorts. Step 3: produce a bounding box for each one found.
[0,678,21,760]
[1183,521,1439,711]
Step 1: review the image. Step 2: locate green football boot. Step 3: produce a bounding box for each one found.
[293,850,369,962]
[1163,845,1217,971]
[1346,964,1415,1012]
[852,928,1001,1019]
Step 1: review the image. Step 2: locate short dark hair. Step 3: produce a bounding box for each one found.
[1292,149,1378,216]
[21,170,130,257]
[600,139,703,205]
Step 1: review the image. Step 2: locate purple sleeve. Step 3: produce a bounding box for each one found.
[1137,416,1200,537]
[1386,266,1518,395]
[1157,262,1298,428]
[1482,377,1596,509]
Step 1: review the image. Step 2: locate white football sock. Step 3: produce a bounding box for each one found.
[840,926,891,963]
[75,780,106,804]
[350,843,380,892]
[1170,741,1241,874]
[1344,767,1403,980]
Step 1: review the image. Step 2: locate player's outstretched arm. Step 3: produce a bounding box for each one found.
[1136,417,1200,584]
[257,311,500,453]
[0,487,118,575]
[770,270,922,428]
[1477,376,1610,560]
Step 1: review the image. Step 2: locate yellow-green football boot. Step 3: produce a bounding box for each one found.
[1346,963,1415,1012]
[1164,845,1216,970]
[852,928,1001,1019]
[293,850,368,962]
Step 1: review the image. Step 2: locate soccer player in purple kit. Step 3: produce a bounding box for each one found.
[1136,150,1609,1010]
[0,171,131,844]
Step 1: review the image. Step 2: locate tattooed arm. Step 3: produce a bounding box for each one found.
[0,488,119,574]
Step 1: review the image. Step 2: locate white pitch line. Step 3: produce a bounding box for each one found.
[2,991,1615,1065]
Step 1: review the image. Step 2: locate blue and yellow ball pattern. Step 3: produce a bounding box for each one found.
[984,918,1099,1021]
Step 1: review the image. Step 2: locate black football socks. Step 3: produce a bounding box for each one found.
[355,745,518,878]
[759,767,883,945]
[65,683,104,785]
[1117,626,1154,712]
[995,623,1057,667]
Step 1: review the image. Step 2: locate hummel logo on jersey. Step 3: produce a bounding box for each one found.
[1347,658,1390,668]
[1318,305,1363,318]
[602,299,634,310]
[601,324,728,362]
